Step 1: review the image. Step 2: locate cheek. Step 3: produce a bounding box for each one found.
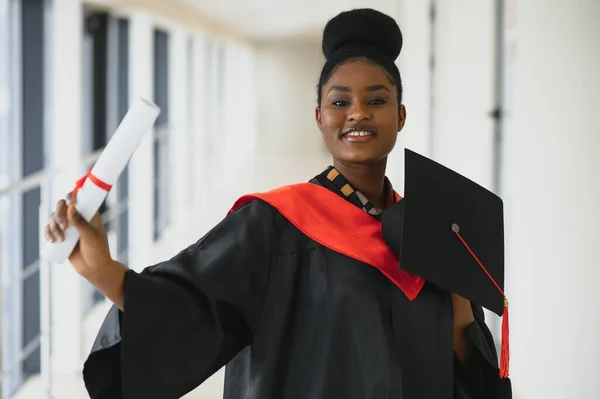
[320,109,345,135]
[382,109,400,131]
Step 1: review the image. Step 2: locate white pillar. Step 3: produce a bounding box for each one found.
[429,0,501,335]
[430,0,496,189]
[388,0,433,191]
[253,42,325,158]
[48,0,84,375]
[394,0,432,158]
[501,1,600,398]
[127,11,155,271]
[167,26,190,228]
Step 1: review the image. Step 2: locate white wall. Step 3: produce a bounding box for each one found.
[394,1,600,397]
[395,0,600,397]
[430,0,497,189]
[394,0,432,156]
[387,0,433,191]
[181,40,332,251]
[253,40,326,158]
[501,1,600,398]
[377,0,497,195]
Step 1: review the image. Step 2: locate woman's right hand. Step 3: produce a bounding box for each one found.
[44,194,113,279]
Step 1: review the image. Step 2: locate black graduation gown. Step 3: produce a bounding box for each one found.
[82,180,512,399]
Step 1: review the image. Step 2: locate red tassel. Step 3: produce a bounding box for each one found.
[452,226,511,379]
[499,299,510,378]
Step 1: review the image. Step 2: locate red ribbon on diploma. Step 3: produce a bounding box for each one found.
[71,170,112,197]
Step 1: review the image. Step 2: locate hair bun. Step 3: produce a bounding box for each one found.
[322,8,403,61]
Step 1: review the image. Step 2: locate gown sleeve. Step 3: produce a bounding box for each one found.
[82,200,275,399]
[453,303,513,399]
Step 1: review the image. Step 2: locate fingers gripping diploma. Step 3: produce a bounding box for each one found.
[44,194,127,309]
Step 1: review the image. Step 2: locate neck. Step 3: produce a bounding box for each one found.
[333,158,388,210]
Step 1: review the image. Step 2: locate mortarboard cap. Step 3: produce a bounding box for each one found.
[381,148,510,377]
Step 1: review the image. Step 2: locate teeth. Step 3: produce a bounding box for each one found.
[346,131,373,137]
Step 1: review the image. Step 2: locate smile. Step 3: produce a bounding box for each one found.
[342,131,376,143]
[341,126,377,142]
[344,131,374,137]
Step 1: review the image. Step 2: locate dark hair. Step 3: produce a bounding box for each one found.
[316,8,404,107]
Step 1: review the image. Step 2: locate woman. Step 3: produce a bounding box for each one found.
[45,8,512,399]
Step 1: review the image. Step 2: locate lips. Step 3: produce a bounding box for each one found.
[341,125,377,138]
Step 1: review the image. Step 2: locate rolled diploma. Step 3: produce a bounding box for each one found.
[41,98,161,264]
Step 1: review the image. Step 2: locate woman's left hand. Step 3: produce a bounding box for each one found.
[451,293,475,364]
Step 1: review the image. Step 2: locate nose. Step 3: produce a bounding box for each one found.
[347,102,372,122]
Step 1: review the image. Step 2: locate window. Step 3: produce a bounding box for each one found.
[153,28,170,240]
[0,0,11,188]
[116,18,130,263]
[20,0,46,382]
[0,0,48,393]
[0,0,25,396]
[82,9,111,309]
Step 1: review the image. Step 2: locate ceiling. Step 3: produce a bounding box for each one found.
[181,0,398,42]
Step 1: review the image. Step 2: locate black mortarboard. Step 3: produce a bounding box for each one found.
[381,148,509,377]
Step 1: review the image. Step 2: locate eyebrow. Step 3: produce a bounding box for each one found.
[327,84,391,94]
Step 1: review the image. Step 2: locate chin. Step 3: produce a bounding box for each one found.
[337,153,387,165]
[325,140,392,165]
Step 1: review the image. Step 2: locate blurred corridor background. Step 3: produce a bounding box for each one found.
[0,0,599,398]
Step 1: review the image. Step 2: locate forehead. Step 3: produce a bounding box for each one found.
[326,60,391,88]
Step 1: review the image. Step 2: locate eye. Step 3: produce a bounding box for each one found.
[369,98,386,105]
[332,99,350,107]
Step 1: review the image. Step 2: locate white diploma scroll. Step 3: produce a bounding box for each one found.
[41,98,161,264]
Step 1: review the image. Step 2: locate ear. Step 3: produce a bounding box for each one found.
[315,106,322,131]
[398,104,407,132]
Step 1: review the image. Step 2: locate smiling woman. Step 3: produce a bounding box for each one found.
[45,7,511,399]
[315,9,406,208]
[317,62,403,173]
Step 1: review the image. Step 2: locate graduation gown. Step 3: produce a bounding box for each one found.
[82,176,512,399]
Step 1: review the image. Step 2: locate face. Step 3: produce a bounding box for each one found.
[316,60,406,165]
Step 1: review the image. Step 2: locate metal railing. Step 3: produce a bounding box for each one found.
[0,148,128,399]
